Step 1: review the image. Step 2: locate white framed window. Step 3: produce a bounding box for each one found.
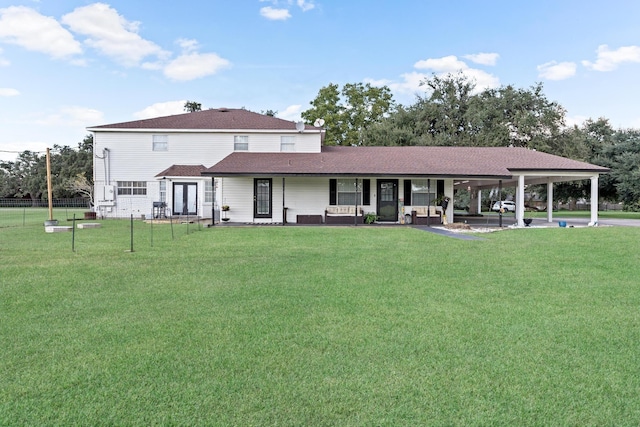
[159,180,166,202]
[337,179,362,205]
[411,179,436,205]
[234,135,249,151]
[280,136,296,152]
[152,135,168,151]
[205,179,213,203]
[117,181,147,196]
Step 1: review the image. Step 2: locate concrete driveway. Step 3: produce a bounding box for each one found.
[452,214,640,228]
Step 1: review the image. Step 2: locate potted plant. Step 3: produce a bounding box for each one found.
[221,205,230,221]
[364,212,378,224]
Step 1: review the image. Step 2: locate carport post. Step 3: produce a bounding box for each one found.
[547,180,554,223]
[498,180,503,228]
[516,175,525,227]
[426,179,431,227]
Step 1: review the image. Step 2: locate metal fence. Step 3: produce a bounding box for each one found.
[0,198,90,228]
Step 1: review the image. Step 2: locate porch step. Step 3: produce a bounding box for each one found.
[45,226,73,233]
[77,223,102,229]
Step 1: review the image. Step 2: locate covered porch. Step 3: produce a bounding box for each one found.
[458,171,602,227]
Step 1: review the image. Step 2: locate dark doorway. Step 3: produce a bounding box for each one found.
[377,179,398,221]
[254,178,272,218]
[173,183,197,216]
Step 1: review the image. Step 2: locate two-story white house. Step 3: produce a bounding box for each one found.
[89,108,609,227]
[88,108,321,220]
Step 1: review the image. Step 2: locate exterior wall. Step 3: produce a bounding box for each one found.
[92,130,321,218]
[217,176,454,224]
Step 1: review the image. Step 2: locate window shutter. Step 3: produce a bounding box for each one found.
[362,179,370,205]
[404,180,412,205]
[329,179,337,205]
[437,180,445,198]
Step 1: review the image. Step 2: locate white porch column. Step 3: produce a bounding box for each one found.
[547,180,554,223]
[444,179,454,224]
[589,175,599,226]
[477,189,482,213]
[517,175,525,227]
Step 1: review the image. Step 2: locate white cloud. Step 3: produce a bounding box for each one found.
[0,87,20,96]
[460,68,500,92]
[297,0,315,12]
[464,52,499,66]
[278,104,302,121]
[36,106,104,126]
[61,3,168,67]
[260,7,291,20]
[133,100,186,119]
[537,61,576,80]
[367,72,426,96]
[176,38,199,53]
[0,6,82,59]
[582,44,640,72]
[367,54,501,102]
[412,55,500,93]
[0,46,9,66]
[163,52,230,81]
[415,55,468,72]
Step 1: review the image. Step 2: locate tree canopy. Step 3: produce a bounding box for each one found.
[0,134,93,202]
[365,73,565,150]
[301,82,396,146]
[184,101,202,112]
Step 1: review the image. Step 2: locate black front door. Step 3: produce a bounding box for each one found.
[377,179,398,221]
[173,183,197,215]
[254,178,272,218]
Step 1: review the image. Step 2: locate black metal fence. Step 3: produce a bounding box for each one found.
[0,198,90,208]
[0,198,90,228]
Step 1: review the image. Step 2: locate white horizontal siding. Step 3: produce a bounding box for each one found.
[93,129,321,218]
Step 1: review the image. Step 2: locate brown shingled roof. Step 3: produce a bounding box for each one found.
[203,146,609,177]
[89,108,315,131]
[156,164,207,177]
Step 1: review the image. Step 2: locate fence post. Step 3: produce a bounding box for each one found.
[130,214,134,252]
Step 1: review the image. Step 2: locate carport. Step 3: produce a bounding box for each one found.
[454,164,607,227]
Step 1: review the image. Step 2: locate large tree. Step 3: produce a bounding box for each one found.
[184,101,202,113]
[301,82,395,146]
[0,134,93,201]
[365,73,565,150]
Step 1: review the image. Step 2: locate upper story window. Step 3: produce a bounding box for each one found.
[234,135,249,151]
[117,181,147,196]
[152,135,168,151]
[280,136,296,152]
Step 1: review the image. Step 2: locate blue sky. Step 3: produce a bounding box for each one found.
[1,0,639,161]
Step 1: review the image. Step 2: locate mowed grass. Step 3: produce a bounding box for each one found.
[1,222,640,425]
[0,207,87,228]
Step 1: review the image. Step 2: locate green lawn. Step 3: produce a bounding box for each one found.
[0,207,87,228]
[1,223,639,425]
